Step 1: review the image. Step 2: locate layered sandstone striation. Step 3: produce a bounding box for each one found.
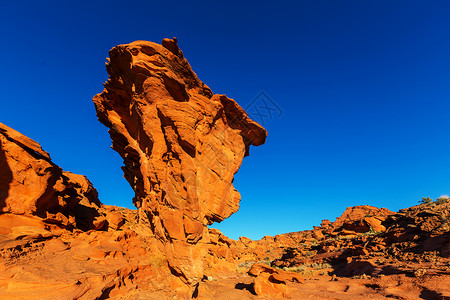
[93,38,267,284]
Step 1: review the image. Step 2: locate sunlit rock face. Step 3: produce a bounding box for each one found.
[93,38,267,283]
[0,122,101,229]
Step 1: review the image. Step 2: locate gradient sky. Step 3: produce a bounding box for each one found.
[1,1,450,240]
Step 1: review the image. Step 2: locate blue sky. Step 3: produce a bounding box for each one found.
[1,1,450,240]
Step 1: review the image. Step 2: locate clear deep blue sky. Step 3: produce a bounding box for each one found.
[1,1,450,240]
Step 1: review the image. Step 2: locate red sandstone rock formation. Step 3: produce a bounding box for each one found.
[332,205,394,234]
[248,263,302,298]
[0,122,101,230]
[93,38,267,286]
[1,38,449,299]
[0,123,190,298]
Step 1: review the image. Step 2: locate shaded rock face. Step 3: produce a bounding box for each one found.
[93,38,267,283]
[0,123,101,230]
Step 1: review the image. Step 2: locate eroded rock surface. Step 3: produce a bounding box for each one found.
[93,38,267,284]
[0,123,192,299]
[0,122,101,230]
[1,39,449,299]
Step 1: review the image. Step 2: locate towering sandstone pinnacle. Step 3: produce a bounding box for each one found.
[93,38,267,284]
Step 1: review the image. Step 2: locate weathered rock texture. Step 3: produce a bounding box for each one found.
[93,38,267,284]
[0,122,101,230]
[1,39,449,299]
[0,123,191,299]
[0,128,449,300]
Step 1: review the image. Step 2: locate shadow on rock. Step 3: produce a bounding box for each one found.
[0,142,12,210]
[235,282,256,295]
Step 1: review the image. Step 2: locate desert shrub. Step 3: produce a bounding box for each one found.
[420,197,433,204]
[148,254,166,267]
[436,196,449,205]
[283,265,306,272]
[283,263,332,274]
[309,263,332,269]
[238,261,255,268]
[259,257,272,266]
[360,230,381,237]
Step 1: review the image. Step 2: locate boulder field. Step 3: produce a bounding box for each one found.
[0,38,448,299]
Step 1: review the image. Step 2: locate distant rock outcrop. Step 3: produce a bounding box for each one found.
[93,38,267,285]
[331,205,394,234]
